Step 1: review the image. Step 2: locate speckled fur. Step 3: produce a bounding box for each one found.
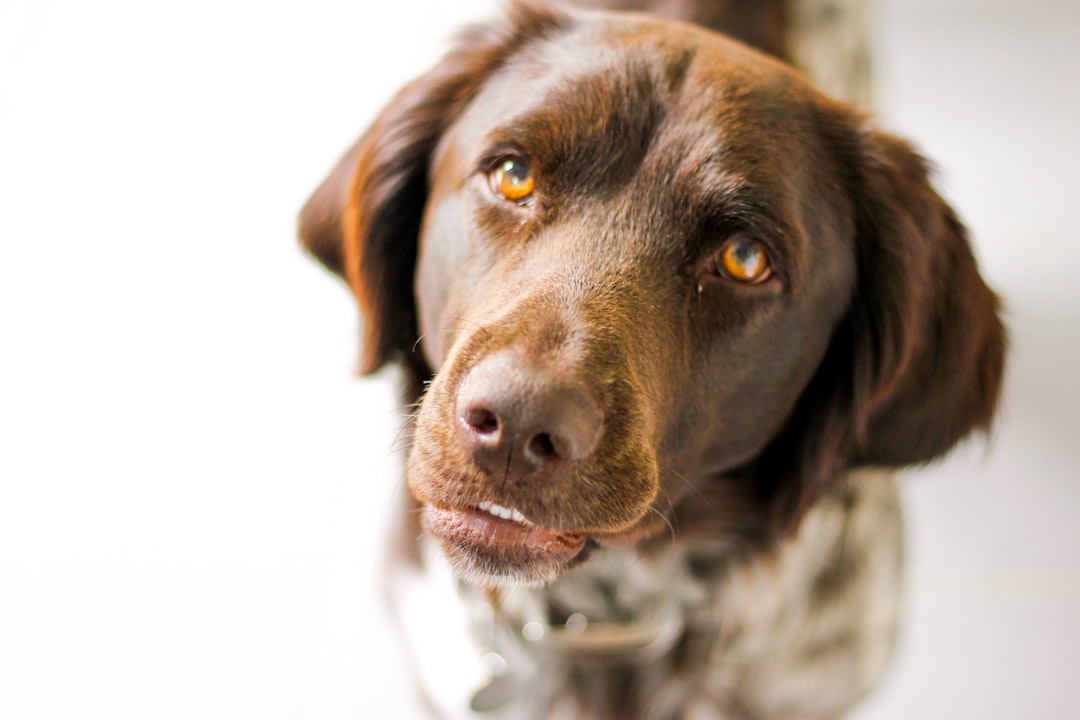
[452,469,902,720]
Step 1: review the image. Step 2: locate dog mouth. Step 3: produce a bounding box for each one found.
[421,502,590,587]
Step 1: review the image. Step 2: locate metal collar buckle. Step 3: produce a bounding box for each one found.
[469,595,685,713]
[522,608,685,665]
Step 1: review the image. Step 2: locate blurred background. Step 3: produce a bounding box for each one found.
[1,0,1077,717]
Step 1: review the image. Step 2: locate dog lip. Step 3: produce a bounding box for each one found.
[427,503,585,550]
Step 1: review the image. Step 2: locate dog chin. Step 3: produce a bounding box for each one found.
[421,504,592,587]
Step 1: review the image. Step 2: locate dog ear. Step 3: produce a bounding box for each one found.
[768,108,1007,526]
[840,125,1007,467]
[298,4,569,375]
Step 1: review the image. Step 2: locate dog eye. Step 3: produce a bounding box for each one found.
[711,237,772,284]
[488,158,535,205]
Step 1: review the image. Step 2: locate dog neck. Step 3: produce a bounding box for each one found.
[459,542,722,714]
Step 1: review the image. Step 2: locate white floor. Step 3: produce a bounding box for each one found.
[2,1,1077,718]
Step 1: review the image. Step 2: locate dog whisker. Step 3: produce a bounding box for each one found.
[646,504,677,543]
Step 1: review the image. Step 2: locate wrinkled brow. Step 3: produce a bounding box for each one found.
[638,135,802,287]
[481,57,674,193]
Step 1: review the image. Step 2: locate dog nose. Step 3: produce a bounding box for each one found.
[455,352,602,481]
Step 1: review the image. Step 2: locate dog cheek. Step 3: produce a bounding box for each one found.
[416,193,475,371]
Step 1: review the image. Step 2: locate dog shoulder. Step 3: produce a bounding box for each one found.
[714,469,903,718]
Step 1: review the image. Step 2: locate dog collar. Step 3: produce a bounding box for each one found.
[513,603,684,663]
[401,539,702,716]
[468,584,685,713]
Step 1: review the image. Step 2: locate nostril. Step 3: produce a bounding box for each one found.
[465,406,500,435]
[527,432,559,462]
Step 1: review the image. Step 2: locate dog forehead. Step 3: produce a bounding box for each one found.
[442,15,814,179]
[518,12,789,93]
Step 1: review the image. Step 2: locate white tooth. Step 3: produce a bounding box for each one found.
[478,501,530,525]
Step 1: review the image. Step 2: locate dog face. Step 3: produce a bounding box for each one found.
[300,6,1004,586]
[409,16,862,584]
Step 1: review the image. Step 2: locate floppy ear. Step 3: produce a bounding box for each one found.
[298,4,570,375]
[841,126,1006,466]
[767,108,1007,526]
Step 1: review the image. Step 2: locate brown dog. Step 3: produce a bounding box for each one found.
[300,4,1004,718]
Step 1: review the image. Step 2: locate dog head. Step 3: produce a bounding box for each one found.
[300,5,1005,586]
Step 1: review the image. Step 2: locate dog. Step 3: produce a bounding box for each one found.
[299,4,1005,718]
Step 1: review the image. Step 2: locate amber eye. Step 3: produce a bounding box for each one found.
[712,237,772,284]
[488,157,535,205]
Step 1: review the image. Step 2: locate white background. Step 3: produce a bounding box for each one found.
[2,0,1078,717]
